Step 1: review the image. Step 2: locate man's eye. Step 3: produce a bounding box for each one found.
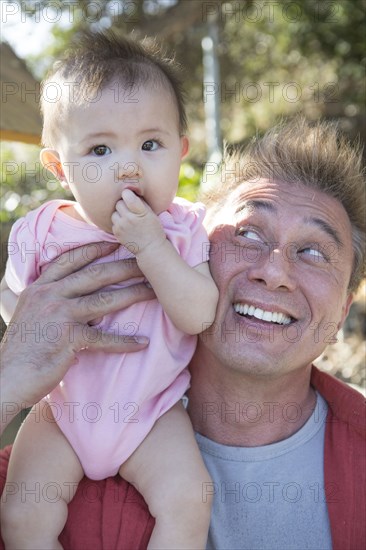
[300,246,326,261]
[92,145,111,156]
[142,140,160,151]
[236,227,262,242]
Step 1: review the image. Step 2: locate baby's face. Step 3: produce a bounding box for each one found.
[53,84,187,232]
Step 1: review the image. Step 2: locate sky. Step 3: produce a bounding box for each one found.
[1,0,178,61]
[1,1,57,59]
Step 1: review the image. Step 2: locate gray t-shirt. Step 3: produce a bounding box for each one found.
[196,392,332,550]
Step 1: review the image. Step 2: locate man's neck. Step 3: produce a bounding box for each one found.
[187,345,316,447]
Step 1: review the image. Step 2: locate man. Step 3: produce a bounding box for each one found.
[187,117,365,549]
[1,117,365,549]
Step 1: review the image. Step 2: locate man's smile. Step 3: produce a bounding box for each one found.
[233,301,295,325]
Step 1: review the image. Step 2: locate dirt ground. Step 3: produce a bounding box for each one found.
[315,284,365,392]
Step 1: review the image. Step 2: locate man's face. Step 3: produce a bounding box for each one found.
[201,178,354,377]
[48,84,187,233]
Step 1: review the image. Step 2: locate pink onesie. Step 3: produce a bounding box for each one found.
[6,198,209,480]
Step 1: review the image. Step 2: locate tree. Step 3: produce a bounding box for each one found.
[14,0,365,146]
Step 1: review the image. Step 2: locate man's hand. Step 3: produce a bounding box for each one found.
[111,189,166,256]
[0,242,154,431]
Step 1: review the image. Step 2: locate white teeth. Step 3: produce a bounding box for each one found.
[233,302,293,325]
[254,308,264,320]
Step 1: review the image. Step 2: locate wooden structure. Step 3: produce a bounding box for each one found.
[0,42,42,144]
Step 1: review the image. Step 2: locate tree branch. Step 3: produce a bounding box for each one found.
[132,0,226,39]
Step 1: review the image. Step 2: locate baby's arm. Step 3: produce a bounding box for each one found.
[0,276,18,323]
[138,248,217,335]
[112,190,218,335]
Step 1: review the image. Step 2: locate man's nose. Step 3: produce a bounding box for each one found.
[246,246,297,291]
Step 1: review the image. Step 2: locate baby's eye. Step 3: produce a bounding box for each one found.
[142,140,160,151]
[236,227,263,242]
[92,145,111,156]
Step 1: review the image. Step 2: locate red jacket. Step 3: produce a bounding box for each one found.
[310,367,366,550]
[0,366,365,549]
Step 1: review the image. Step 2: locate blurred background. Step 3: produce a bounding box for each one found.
[1,0,365,444]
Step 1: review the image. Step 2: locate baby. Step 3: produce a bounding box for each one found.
[0,32,218,549]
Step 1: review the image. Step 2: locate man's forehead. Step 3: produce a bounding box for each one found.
[229,178,295,203]
[225,178,330,212]
[234,199,275,217]
[216,178,352,241]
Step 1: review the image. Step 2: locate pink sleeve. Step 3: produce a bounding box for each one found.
[5,201,66,295]
[5,215,41,295]
[4,200,63,295]
[159,198,210,268]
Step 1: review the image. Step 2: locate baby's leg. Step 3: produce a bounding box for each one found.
[119,401,212,549]
[1,401,84,549]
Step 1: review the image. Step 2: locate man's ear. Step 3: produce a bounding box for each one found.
[180,136,189,159]
[40,149,68,188]
[339,293,354,330]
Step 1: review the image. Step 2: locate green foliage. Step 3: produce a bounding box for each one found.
[0,143,69,224]
[216,0,365,139]
[178,162,202,202]
[17,0,366,145]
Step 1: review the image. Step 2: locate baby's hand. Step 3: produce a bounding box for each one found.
[111,189,166,256]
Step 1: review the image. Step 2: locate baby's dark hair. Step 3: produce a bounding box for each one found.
[41,31,187,147]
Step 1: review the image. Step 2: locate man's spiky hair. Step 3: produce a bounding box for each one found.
[202,116,366,292]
